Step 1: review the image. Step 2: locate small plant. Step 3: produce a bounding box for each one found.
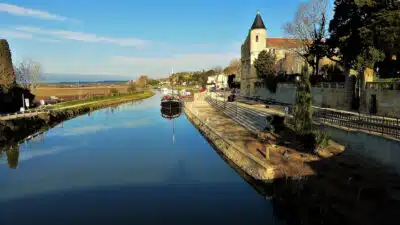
[313,130,330,148]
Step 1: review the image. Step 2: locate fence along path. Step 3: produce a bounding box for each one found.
[207,94,400,140]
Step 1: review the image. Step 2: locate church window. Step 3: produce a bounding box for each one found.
[256,35,259,42]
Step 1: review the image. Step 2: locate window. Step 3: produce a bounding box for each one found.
[256,35,259,42]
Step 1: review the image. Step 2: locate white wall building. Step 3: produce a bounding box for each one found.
[206,74,229,91]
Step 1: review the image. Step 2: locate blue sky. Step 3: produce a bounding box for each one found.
[0,0,334,81]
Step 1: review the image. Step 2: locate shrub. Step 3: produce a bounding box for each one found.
[127,83,137,93]
[109,88,119,96]
[313,130,330,148]
[0,39,16,91]
[0,86,35,113]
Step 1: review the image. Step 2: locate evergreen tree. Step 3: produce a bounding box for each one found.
[254,50,278,93]
[0,39,16,91]
[294,66,313,135]
[328,0,399,73]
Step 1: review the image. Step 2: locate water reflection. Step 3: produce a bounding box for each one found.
[161,106,183,120]
[0,144,19,169]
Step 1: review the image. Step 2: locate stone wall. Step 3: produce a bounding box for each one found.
[365,88,400,117]
[253,82,348,110]
[322,124,400,174]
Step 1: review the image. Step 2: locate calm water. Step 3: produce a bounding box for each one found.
[0,93,284,225]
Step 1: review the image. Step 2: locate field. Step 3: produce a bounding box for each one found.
[35,84,130,100]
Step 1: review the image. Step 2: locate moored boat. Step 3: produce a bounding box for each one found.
[161,95,183,108]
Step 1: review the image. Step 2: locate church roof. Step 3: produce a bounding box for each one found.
[251,11,266,30]
[266,38,311,49]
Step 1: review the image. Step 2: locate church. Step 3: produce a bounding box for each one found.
[240,11,305,96]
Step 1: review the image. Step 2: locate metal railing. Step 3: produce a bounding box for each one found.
[206,92,400,140]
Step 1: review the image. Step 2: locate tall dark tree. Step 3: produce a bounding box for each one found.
[328,0,399,74]
[254,50,277,79]
[254,50,278,93]
[294,66,313,135]
[0,39,16,92]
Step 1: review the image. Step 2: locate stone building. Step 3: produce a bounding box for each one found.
[240,11,305,96]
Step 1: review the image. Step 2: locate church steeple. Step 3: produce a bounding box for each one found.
[251,10,266,30]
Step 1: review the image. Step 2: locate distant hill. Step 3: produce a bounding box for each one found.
[42,74,132,84]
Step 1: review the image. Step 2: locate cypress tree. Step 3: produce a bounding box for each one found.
[294,66,313,135]
[0,39,16,91]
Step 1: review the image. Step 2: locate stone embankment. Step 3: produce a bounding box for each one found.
[185,93,400,225]
[0,91,155,147]
[184,93,345,181]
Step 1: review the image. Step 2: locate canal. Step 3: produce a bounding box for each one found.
[0,93,284,225]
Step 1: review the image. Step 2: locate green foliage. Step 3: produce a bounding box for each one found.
[321,64,345,82]
[109,88,119,96]
[254,50,279,93]
[254,50,276,79]
[0,39,16,90]
[328,0,399,72]
[294,66,313,135]
[313,130,330,148]
[191,69,217,87]
[147,79,160,86]
[127,83,137,93]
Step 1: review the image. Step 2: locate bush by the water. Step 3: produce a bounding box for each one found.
[0,86,35,113]
[313,130,330,148]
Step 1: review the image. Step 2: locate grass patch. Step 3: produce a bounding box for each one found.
[42,91,153,110]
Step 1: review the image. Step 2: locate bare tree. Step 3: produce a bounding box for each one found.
[223,58,241,77]
[283,0,328,76]
[14,58,44,93]
[211,66,224,74]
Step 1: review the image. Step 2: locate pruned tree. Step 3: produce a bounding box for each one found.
[283,0,329,76]
[0,64,14,92]
[0,39,16,91]
[223,58,241,77]
[14,58,44,93]
[294,65,313,135]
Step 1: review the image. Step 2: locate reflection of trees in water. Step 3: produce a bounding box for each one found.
[0,144,20,169]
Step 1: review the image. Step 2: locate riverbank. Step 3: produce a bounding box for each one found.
[184,93,400,224]
[184,93,345,180]
[0,91,155,147]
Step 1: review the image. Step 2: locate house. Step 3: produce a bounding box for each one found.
[206,74,229,91]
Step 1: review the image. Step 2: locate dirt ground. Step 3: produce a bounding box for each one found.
[35,84,129,100]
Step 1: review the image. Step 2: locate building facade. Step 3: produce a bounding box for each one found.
[240,11,304,96]
[206,74,229,91]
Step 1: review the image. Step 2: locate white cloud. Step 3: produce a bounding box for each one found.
[15,26,150,47]
[0,28,61,43]
[0,3,69,21]
[0,29,32,39]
